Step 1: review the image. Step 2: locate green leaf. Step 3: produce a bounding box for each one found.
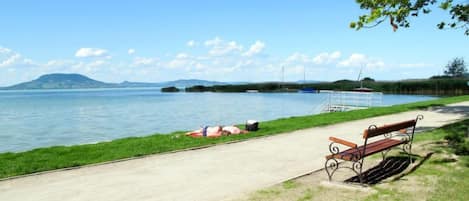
[439,1,452,10]
[437,22,446,29]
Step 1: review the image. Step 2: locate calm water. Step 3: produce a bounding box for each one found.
[0,88,435,152]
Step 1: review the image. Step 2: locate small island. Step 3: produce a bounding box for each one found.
[161,86,180,92]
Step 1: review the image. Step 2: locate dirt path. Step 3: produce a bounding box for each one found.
[1,102,468,201]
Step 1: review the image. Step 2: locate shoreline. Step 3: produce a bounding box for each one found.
[0,95,468,179]
[1,101,467,201]
[0,92,436,153]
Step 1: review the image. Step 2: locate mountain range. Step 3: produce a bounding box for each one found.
[0,74,232,90]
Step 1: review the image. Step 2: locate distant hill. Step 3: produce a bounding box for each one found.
[1,73,233,90]
[3,74,117,90]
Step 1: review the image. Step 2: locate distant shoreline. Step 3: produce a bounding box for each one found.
[0,86,163,91]
[184,78,469,96]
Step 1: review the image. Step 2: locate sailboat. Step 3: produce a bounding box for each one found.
[299,65,319,93]
[352,66,373,92]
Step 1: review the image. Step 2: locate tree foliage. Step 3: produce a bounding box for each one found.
[185,79,469,95]
[361,77,376,82]
[351,0,469,35]
[444,57,467,77]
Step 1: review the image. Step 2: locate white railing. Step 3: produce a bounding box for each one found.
[321,90,383,112]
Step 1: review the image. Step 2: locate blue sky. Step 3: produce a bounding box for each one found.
[0,0,468,86]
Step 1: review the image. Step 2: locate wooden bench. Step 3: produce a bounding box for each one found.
[324,115,423,184]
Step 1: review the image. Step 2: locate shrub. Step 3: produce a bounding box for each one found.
[454,141,469,155]
[444,123,469,155]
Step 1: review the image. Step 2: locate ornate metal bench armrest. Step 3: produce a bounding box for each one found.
[329,136,357,148]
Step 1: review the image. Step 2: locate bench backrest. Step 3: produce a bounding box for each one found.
[363,119,417,139]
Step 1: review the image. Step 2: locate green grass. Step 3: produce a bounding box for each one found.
[413,122,469,201]
[282,180,299,189]
[428,155,469,201]
[239,119,469,201]
[415,118,469,141]
[296,189,313,201]
[364,119,469,201]
[1,95,469,179]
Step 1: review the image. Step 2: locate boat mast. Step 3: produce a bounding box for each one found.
[278,65,284,90]
[303,66,306,84]
[357,65,363,88]
[282,65,285,83]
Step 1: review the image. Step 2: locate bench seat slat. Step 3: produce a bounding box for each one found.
[325,138,406,161]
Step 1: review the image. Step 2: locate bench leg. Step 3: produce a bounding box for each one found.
[381,149,391,161]
[354,160,364,184]
[325,158,339,181]
[325,158,365,184]
[403,143,413,164]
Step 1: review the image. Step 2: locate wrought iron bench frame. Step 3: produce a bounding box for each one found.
[324,115,423,184]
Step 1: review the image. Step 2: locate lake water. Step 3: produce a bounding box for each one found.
[0,88,436,152]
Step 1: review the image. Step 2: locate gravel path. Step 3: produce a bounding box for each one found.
[1,102,468,201]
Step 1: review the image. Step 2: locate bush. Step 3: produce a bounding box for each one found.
[444,132,465,144]
[444,124,469,155]
[455,141,469,155]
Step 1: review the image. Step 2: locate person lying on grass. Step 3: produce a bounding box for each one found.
[186,125,248,137]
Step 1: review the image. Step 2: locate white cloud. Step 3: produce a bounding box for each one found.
[0,47,26,68]
[168,59,194,69]
[204,37,243,56]
[133,57,158,66]
[23,58,34,65]
[338,53,385,69]
[88,60,107,67]
[366,61,385,68]
[284,51,341,67]
[167,53,198,69]
[176,53,189,59]
[128,49,135,55]
[243,41,265,57]
[186,40,197,47]
[0,54,21,67]
[0,47,13,54]
[44,60,74,67]
[313,51,341,64]
[285,52,313,64]
[75,48,108,58]
[204,37,223,47]
[338,53,367,67]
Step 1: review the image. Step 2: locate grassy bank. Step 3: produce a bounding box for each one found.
[0,95,469,179]
[237,119,469,201]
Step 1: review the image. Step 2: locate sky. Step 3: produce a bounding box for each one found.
[0,0,468,86]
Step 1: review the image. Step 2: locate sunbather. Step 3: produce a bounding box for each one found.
[222,125,248,135]
[186,125,247,137]
[186,126,223,137]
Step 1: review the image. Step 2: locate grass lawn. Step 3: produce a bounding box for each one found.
[0,95,468,179]
[236,119,469,201]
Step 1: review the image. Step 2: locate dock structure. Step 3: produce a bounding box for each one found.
[321,90,383,113]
